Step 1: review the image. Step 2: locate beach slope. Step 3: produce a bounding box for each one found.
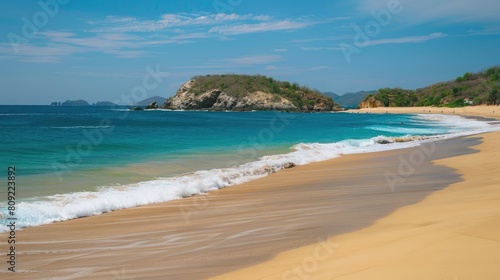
[213,131,500,280]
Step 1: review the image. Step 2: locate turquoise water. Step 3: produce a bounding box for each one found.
[0,106,440,176]
[0,105,496,231]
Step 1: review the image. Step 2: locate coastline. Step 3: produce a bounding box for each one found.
[213,131,500,280]
[213,108,500,279]
[1,108,498,279]
[349,105,499,119]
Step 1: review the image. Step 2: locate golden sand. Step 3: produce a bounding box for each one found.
[213,108,500,280]
[351,105,499,119]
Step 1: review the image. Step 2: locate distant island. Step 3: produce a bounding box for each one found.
[359,66,500,108]
[50,96,166,107]
[50,99,91,106]
[323,90,376,109]
[94,101,117,106]
[50,99,115,106]
[160,74,342,112]
[135,96,166,106]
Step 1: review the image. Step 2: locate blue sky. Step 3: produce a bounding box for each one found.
[1,0,499,105]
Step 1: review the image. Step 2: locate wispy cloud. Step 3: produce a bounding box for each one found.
[55,71,141,78]
[360,32,447,47]
[42,31,144,49]
[0,31,156,62]
[465,26,500,36]
[209,20,314,35]
[0,42,81,63]
[88,13,270,33]
[0,12,320,63]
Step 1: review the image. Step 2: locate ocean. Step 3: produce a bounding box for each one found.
[0,105,497,232]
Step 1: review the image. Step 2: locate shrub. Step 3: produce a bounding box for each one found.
[489,88,500,105]
[445,99,467,108]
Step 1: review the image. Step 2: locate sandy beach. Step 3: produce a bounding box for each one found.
[351,105,499,119]
[214,107,500,280]
[2,107,499,280]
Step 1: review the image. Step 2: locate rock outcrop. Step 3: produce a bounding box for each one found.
[145,101,159,109]
[161,77,343,112]
[358,96,384,108]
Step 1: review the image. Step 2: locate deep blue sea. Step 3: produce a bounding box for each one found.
[0,105,496,231]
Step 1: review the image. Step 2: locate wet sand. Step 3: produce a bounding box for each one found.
[0,135,488,279]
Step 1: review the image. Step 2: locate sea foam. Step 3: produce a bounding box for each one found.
[0,114,498,232]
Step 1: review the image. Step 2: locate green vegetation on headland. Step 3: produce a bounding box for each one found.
[162,74,342,111]
[359,66,500,108]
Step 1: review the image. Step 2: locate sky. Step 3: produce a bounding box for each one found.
[0,0,499,105]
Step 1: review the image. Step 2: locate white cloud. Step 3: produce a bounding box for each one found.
[466,26,500,36]
[88,16,137,24]
[209,20,314,35]
[0,12,320,63]
[360,32,447,47]
[0,31,155,62]
[89,13,272,33]
[359,0,500,23]
[0,42,81,63]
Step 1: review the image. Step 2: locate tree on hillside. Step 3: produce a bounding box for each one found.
[489,88,500,105]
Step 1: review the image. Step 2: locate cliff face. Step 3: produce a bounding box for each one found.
[161,77,343,112]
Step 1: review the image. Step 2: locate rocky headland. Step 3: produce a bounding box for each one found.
[160,74,343,112]
[359,66,500,108]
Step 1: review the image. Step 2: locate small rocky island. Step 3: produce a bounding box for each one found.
[160,74,343,112]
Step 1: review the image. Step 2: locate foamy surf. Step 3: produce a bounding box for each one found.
[0,114,498,233]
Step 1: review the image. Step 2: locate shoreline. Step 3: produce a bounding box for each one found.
[348,105,499,119]
[1,108,498,279]
[0,137,490,279]
[7,110,489,232]
[212,110,500,279]
[214,131,500,280]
